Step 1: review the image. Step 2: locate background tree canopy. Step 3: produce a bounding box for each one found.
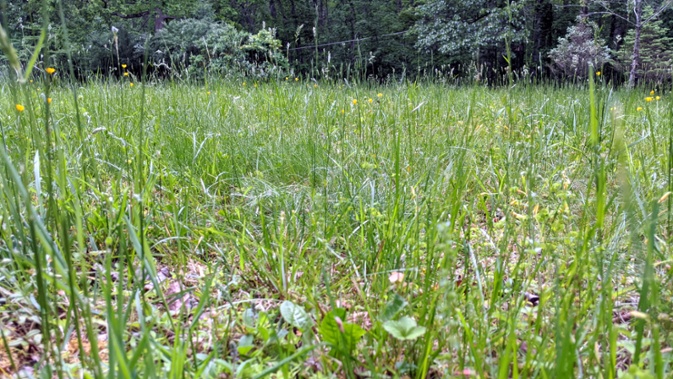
[1,0,672,84]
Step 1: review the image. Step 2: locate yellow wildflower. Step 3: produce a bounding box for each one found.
[352,99,357,105]
[285,77,288,81]
[243,82,246,87]
[47,98,52,104]
[16,104,25,112]
[637,106,643,111]
[368,98,373,104]
[123,72,129,77]
[656,96,661,101]
[596,71,601,76]
[129,82,134,87]
[46,67,56,75]
[122,64,127,69]
[377,93,383,98]
[340,109,345,114]
[295,77,299,81]
[207,91,211,95]
[645,97,653,102]
[650,90,655,95]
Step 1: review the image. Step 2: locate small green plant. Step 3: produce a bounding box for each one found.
[383,316,426,341]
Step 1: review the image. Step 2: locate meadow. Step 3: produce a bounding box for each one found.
[0,76,672,378]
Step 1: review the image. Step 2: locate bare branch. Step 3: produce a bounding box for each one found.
[585,11,632,24]
[643,0,673,23]
[112,11,151,19]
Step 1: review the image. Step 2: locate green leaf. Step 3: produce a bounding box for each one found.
[319,309,365,356]
[237,335,254,355]
[381,293,407,321]
[242,308,256,329]
[256,312,271,342]
[280,300,312,330]
[383,316,427,341]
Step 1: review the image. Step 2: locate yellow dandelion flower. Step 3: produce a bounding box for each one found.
[46,67,56,75]
[596,71,601,76]
[47,98,52,104]
[637,106,643,111]
[285,77,288,81]
[377,93,383,98]
[15,104,25,112]
[368,98,373,104]
[656,96,661,101]
[340,109,345,114]
[243,82,246,87]
[129,82,134,87]
[123,72,129,77]
[122,64,127,69]
[645,97,653,102]
[207,91,211,95]
[295,77,299,81]
[352,99,358,105]
[650,90,655,95]
[30,80,33,83]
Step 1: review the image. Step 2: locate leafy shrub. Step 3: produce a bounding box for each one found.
[151,18,249,79]
[240,27,289,79]
[549,17,611,79]
[150,19,288,80]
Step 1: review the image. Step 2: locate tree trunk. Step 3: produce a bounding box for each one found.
[628,0,643,88]
[269,0,277,19]
[154,8,168,32]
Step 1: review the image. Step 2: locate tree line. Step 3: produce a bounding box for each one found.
[1,0,672,85]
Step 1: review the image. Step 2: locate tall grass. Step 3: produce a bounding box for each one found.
[1,28,673,377]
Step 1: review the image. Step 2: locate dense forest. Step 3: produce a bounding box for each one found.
[2,0,673,84]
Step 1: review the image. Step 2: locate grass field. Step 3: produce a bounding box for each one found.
[1,77,672,378]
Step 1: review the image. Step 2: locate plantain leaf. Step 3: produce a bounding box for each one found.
[280,300,312,330]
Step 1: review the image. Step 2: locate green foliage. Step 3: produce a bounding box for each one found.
[279,300,312,330]
[380,293,407,322]
[2,0,673,82]
[382,316,426,341]
[2,76,673,377]
[548,17,611,79]
[0,0,287,79]
[151,18,249,78]
[318,309,365,358]
[413,0,527,58]
[240,27,289,79]
[617,8,673,84]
